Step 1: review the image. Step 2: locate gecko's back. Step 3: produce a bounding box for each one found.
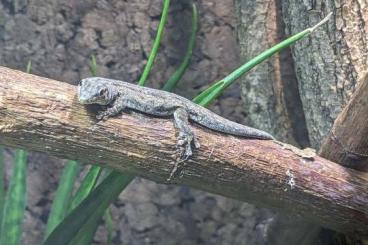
[79,77,274,140]
[110,78,274,140]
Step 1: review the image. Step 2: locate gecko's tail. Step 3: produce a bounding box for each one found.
[190,104,275,140]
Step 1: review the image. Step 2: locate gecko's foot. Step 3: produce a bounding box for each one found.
[168,133,200,181]
[176,132,200,160]
[96,111,110,120]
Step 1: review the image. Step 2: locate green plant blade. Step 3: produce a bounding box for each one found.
[138,0,171,86]
[44,171,134,245]
[192,80,225,106]
[26,60,32,74]
[69,165,102,211]
[105,208,114,245]
[162,3,198,92]
[192,13,332,106]
[89,55,97,76]
[0,146,4,227]
[0,149,27,245]
[45,160,80,238]
[68,219,100,245]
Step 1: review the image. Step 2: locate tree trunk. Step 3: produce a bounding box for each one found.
[235,0,368,244]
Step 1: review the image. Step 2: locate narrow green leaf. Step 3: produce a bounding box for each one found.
[162,3,198,91]
[89,55,97,77]
[69,165,102,211]
[192,80,225,106]
[68,220,100,245]
[105,208,114,245]
[0,146,4,227]
[45,160,80,238]
[0,149,27,245]
[44,172,134,245]
[26,60,32,74]
[192,13,332,106]
[138,0,171,86]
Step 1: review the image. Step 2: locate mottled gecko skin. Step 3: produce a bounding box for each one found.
[78,77,274,161]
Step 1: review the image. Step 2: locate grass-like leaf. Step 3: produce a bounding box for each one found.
[0,146,4,228]
[138,0,171,86]
[69,165,102,211]
[162,3,198,91]
[105,208,114,245]
[193,13,332,106]
[89,55,97,76]
[44,172,134,245]
[45,160,80,238]
[26,60,32,74]
[0,150,28,245]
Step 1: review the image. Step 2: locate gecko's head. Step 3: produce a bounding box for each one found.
[78,77,117,105]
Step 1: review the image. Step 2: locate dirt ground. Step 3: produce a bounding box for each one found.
[0,1,274,244]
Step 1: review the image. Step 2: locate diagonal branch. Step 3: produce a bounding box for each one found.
[0,66,367,236]
[320,73,368,170]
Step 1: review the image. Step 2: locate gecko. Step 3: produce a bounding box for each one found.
[78,77,274,164]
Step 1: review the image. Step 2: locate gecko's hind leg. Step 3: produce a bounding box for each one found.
[168,108,200,180]
[173,108,200,160]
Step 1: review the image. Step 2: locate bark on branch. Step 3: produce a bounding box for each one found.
[0,66,367,236]
[320,73,368,171]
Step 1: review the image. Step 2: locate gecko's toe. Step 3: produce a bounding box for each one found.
[193,135,200,149]
[96,111,111,120]
[176,133,195,160]
[96,111,106,120]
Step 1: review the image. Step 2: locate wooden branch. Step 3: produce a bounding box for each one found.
[0,66,367,236]
[320,73,368,171]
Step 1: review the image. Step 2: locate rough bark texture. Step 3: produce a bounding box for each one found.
[234,0,309,147]
[0,66,368,236]
[320,73,368,171]
[282,1,368,244]
[234,1,318,244]
[282,0,367,149]
[0,1,269,244]
[235,0,368,244]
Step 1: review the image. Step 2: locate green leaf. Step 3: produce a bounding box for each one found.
[26,60,32,74]
[192,13,332,106]
[0,149,27,245]
[104,208,114,245]
[69,165,102,211]
[45,160,80,238]
[192,80,225,106]
[138,0,171,86]
[44,172,134,245]
[162,3,198,91]
[89,55,97,76]
[0,146,4,227]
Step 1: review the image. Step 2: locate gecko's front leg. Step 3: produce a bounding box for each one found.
[173,108,200,159]
[97,96,126,120]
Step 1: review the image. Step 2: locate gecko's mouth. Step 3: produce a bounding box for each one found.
[78,96,91,104]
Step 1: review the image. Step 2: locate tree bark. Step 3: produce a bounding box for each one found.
[0,66,367,236]
[282,1,367,149]
[234,1,319,244]
[320,73,368,171]
[235,1,368,244]
[281,2,368,244]
[234,0,309,147]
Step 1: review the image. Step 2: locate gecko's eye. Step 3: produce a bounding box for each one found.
[99,88,108,96]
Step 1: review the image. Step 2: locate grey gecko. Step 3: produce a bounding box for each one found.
[78,77,274,163]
